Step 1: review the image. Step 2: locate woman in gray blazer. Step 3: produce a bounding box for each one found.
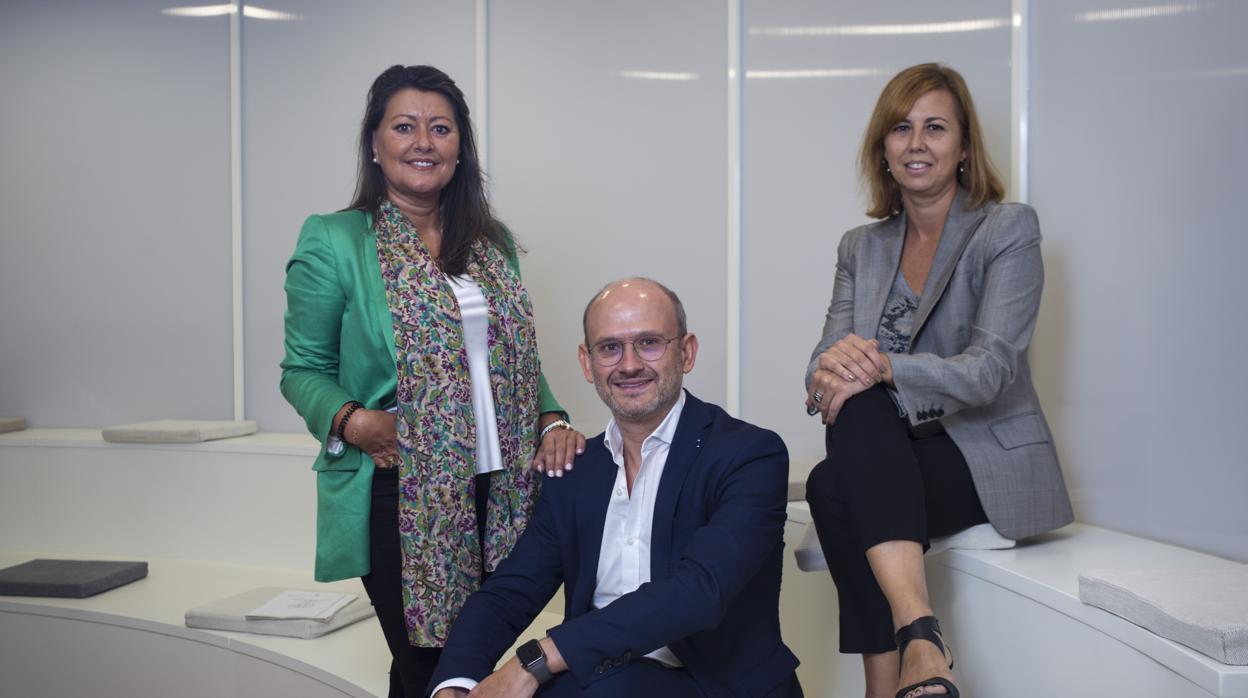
[803,64,1072,698]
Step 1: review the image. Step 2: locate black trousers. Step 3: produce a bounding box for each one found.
[538,659,706,697]
[360,467,492,698]
[804,385,988,654]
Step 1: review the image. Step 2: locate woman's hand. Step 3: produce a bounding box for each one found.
[806,367,875,425]
[816,333,890,386]
[531,413,585,477]
[344,408,401,469]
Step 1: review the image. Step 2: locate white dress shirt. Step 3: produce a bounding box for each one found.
[594,391,685,667]
[431,393,687,695]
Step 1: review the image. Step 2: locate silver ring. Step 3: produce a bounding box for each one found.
[812,391,824,403]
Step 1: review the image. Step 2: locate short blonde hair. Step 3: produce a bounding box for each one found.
[859,63,1004,219]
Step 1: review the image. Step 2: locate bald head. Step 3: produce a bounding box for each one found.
[578,277,697,426]
[582,278,687,346]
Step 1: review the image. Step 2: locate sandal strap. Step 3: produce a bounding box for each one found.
[895,676,960,698]
[895,616,950,667]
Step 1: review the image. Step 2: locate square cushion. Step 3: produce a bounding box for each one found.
[185,586,374,639]
[1080,567,1248,665]
[102,419,257,443]
[0,559,148,598]
[794,522,1014,572]
[0,417,26,434]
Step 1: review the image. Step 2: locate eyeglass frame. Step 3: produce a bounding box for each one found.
[585,334,686,367]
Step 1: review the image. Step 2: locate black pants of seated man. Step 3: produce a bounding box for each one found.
[805,384,989,654]
[534,659,703,697]
[361,467,492,698]
[536,659,802,697]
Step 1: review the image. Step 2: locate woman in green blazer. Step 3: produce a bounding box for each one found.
[281,65,583,698]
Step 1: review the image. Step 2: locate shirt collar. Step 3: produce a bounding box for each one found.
[602,391,687,466]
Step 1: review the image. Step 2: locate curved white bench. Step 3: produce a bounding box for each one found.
[0,431,561,697]
[0,551,563,698]
[14,430,1241,696]
[786,502,1248,698]
[0,552,390,698]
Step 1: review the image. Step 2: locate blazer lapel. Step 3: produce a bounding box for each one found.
[858,214,906,336]
[912,188,987,338]
[568,442,616,615]
[649,391,710,581]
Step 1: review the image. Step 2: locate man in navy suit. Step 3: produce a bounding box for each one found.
[430,277,802,698]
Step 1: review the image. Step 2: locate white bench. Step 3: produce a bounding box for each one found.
[0,429,560,698]
[0,551,563,698]
[11,430,1242,697]
[786,501,1248,697]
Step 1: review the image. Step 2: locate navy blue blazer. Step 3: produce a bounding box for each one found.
[429,392,802,697]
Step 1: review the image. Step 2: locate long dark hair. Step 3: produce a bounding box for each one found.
[349,65,511,275]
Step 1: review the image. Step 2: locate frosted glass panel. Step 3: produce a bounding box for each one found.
[740,0,1013,468]
[1031,0,1248,561]
[242,0,477,431]
[488,0,729,430]
[0,0,232,426]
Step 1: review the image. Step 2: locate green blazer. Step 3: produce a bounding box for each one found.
[280,209,565,582]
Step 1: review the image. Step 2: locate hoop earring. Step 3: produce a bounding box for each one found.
[883,159,891,174]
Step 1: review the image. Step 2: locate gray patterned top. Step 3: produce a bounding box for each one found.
[878,270,919,354]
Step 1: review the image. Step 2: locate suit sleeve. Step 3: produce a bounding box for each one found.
[806,228,861,389]
[547,429,789,687]
[429,481,567,688]
[499,224,567,420]
[889,204,1045,424]
[279,215,355,449]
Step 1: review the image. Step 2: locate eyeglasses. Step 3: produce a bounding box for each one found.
[588,335,683,367]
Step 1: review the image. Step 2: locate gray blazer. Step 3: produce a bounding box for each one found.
[807,188,1073,540]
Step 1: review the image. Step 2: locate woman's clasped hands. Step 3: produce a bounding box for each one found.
[806,333,892,425]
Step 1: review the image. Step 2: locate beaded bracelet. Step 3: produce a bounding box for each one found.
[336,401,365,442]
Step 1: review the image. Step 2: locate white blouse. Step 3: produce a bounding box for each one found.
[448,275,504,475]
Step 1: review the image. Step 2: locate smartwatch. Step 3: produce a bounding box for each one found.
[516,639,553,684]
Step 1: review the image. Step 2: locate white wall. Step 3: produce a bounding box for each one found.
[1,1,1245,562]
[1028,0,1248,561]
[0,0,234,426]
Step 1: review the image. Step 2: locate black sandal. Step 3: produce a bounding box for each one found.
[894,616,959,698]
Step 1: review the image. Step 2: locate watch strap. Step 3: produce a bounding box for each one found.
[516,639,553,684]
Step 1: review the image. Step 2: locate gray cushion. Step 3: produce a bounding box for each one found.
[0,559,148,598]
[102,419,257,443]
[185,586,374,639]
[1080,567,1248,665]
[928,522,1016,555]
[0,417,26,434]
[794,522,1014,572]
